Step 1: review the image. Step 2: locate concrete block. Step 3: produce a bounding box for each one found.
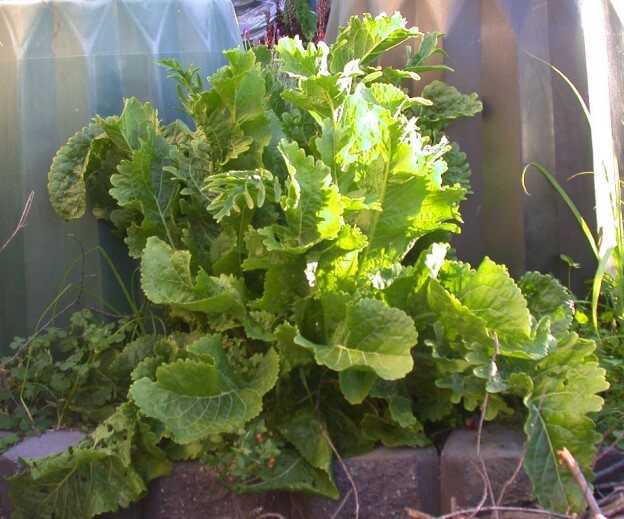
[440,426,532,513]
[0,430,85,518]
[143,462,288,519]
[292,447,440,519]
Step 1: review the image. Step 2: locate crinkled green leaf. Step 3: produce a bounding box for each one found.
[48,123,104,219]
[275,37,328,78]
[459,258,532,341]
[109,127,179,257]
[443,142,472,192]
[111,335,174,385]
[427,278,491,345]
[329,13,421,72]
[417,80,483,129]
[91,403,173,482]
[279,407,333,474]
[193,49,273,167]
[405,32,451,74]
[9,449,146,519]
[243,229,309,314]
[312,225,368,294]
[361,414,428,448]
[327,83,464,272]
[97,98,160,153]
[260,141,343,252]
[165,139,212,202]
[519,272,574,339]
[241,449,338,498]
[206,169,279,223]
[275,323,314,375]
[130,339,279,443]
[338,369,377,404]
[295,298,417,379]
[523,333,608,513]
[281,75,345,124]
[140,236,244,316]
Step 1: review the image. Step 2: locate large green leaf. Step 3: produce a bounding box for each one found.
[109,127,179,257]
[242,229,310,314]
[241,449,338,498]
[361,414,428,448]
[98,98,160,153]
[523,333,608,513]
[328,84,465,272]
[193,48,274,168]
[48,123,104,220]
[295,298,417,379]
[427,277,491,346]
[140,236,244,317]
[417,80,483,129]
[129,338,279,443]
[519,271,574,339]
[329,13,421,72]
[279,407,333,474]
[275,37,329,78]
[260,141,344,253]
[10,449,146,519]
[281,75,345,124]
[459,258,532,341]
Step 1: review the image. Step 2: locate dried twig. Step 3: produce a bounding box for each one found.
[330,488,353,519]
[557,447,606,519]
[322,429,359,519]
[405,508,435,519]
[496,449,527,507]
[595,458,624,483]
[470,333,501,519]
[437,505,575,519]
[0,191,34,253]
[600,492,624,517]
[1,234,87,368]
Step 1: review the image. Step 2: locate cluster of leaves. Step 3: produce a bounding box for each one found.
[9,13,606,518]
[574,284,624,448]
[0,310,139,435]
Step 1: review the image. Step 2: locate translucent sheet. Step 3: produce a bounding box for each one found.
[0,0,242,349]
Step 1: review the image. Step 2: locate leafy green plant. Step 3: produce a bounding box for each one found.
[5,13,606,518]
[521,60,624,450]
[0,310,141,434]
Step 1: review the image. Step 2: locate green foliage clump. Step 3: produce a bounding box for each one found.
[4,13,605,518]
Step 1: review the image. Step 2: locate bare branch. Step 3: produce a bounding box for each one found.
[0,191,34,253]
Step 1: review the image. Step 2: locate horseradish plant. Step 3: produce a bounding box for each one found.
[12,13,605,518]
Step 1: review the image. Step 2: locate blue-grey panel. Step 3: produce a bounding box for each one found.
[0,0,242,350]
